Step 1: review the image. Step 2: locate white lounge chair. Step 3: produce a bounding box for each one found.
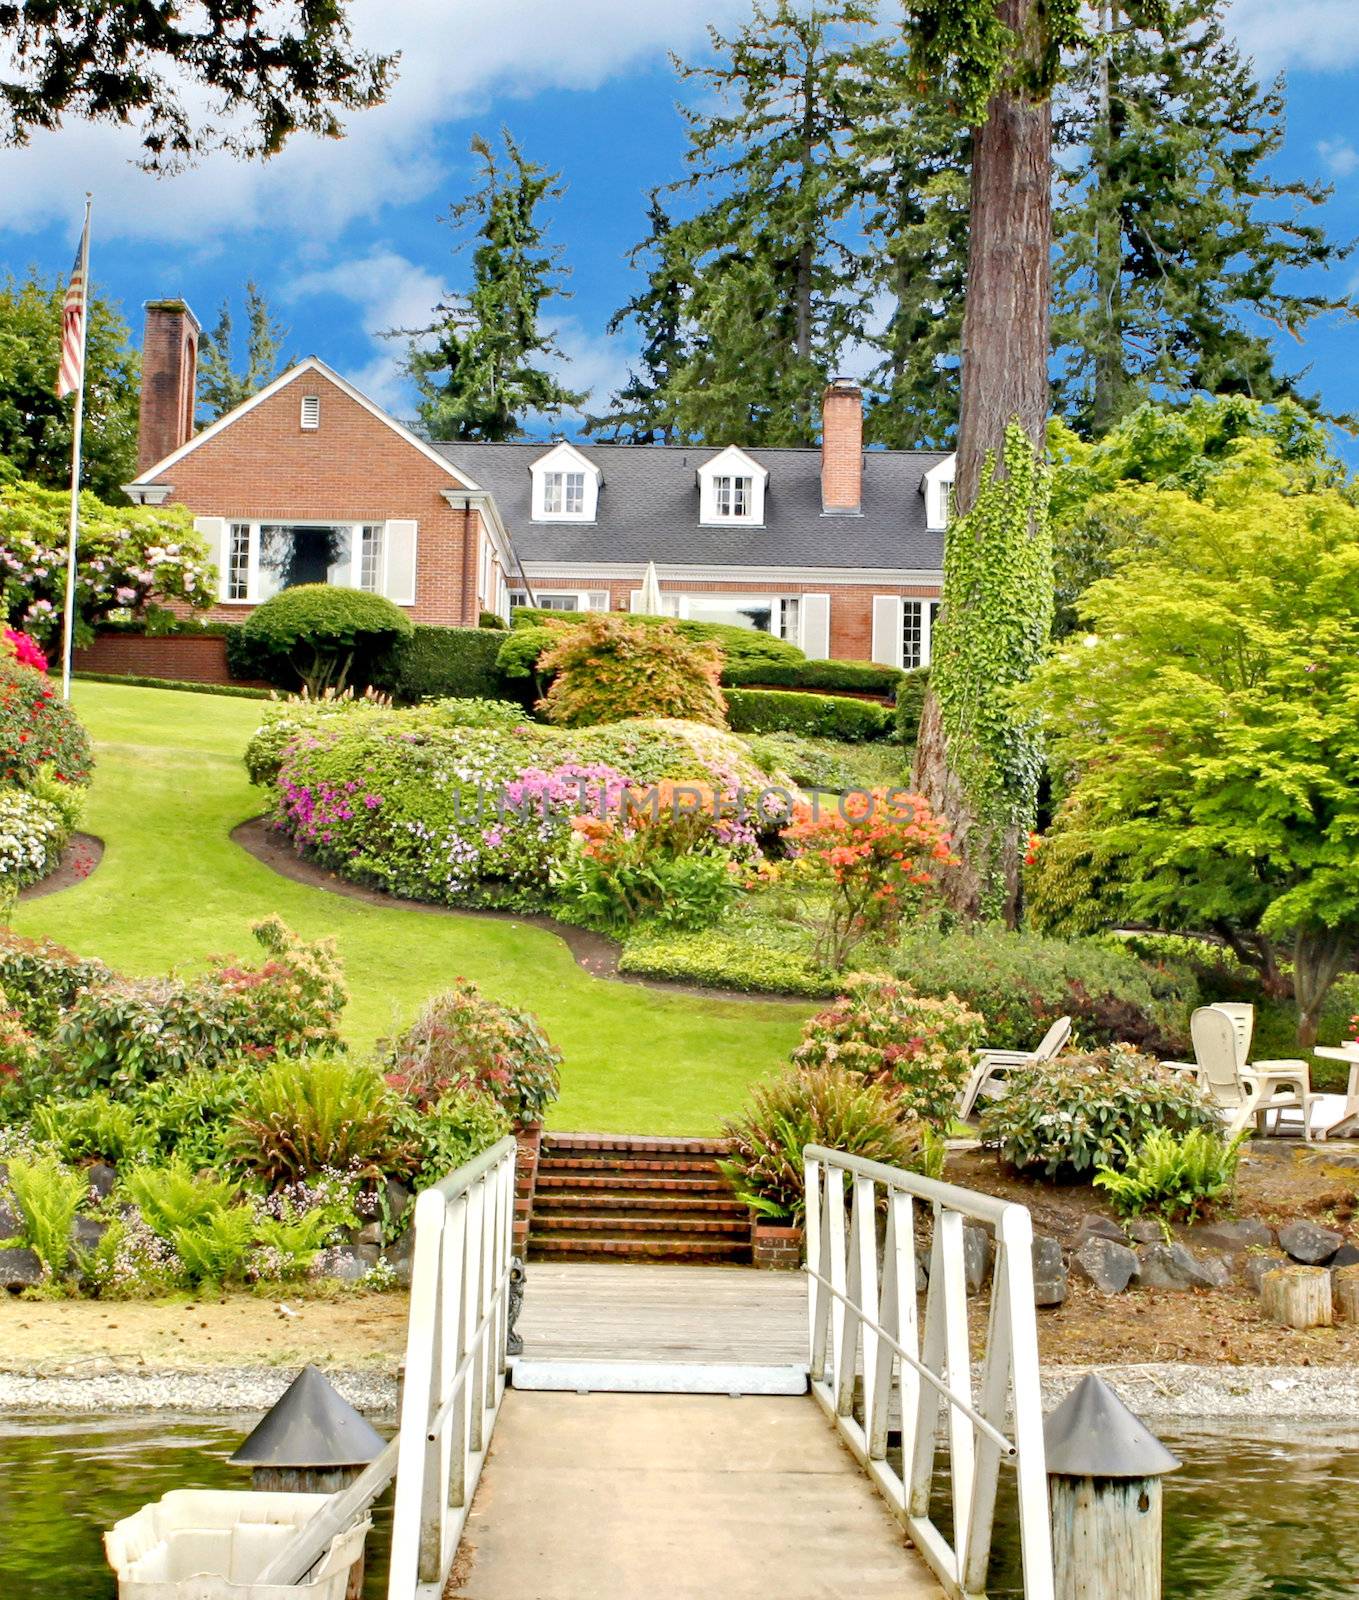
[958,1015,1072,1121]
[1182,1005,1315,1140]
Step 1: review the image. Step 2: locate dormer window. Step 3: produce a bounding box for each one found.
[923,456,956,531]
[714,475,752,519]
[699,446,768,526]
[543,470,585,516]
[531,441,601,521]
[940,480,952,527]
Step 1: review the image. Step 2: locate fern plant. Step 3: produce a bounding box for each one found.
[228,1056,407,1186]
[173,1207,257,1286]
[124,1161,241,1239]
[5,1154,88,1277]
[1093,1128,1245,1234]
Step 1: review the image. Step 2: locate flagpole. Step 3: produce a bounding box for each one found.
[60,192,93,703]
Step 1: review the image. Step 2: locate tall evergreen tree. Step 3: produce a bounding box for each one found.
[606,2,873,446]
[586,193,694,442]
[400,131,584,442]
[1053,0,1357,434]
[197,281,289,422]
[0,270,139,500]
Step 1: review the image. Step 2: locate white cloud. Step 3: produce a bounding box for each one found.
[1319,139,1359,178]
[0,0,751,247]
[1228,0,1359,72]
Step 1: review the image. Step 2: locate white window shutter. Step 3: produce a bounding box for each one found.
[799,593,831,660]
[871,595,902,668]
[382,520,418,605]
[628,590,644,612]
[193,517,228,600]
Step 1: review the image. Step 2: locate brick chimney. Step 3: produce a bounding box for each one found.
[137,300,200,473]
[820,377,863,514]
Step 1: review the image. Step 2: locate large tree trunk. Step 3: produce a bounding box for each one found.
[913,0,1052,922]
[1292,927,1351,1050]
[1090,0,1125,436]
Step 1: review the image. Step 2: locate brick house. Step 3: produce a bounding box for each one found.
[125,301,954,671]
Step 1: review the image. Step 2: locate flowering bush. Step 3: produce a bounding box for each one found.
[0,479,213,644]
[384,980,561,1125]
[0,652,92,788]
[2,627,47,672]
[0,786,67,886]
[536,614,727,728]
[0,985,41,1120]
[782,789,955,969]
[0,929,110,1033]
[980,1046,1219,1179]
[792,973,983,1131]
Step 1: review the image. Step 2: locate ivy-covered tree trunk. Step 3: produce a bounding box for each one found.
[912,0,1054,923]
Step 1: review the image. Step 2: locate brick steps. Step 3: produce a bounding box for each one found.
[527,1133,751,1265]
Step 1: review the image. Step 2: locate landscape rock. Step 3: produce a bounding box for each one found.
[1136,1242,1223,1291]
[0,1203,18,1242]
[384,1179,412,1226]
[1187,1217,1273,1253]
[352,1221,383,1248]
[71,1217,108,1252]
[1328,1242,1359,1270]
[1071,1236,1138,1295]
[86,1162,117,1201]
[963,1225,993,1295]
[383,1230,415,1288]
[1278,1221,1343,1265]
[0,1247,44,1290]
[1245,1254,1292,1295]
[1127,1218,1163,1245]
[311,1245,377,1284]
[1076,1215,1126,1245]
[1032,1236,1067,1307]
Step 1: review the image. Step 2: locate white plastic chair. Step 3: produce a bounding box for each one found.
[1185,1005,1314,1140]
[957,1015,1073,1121]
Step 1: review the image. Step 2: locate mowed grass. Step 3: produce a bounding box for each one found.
[15,683,810,1135]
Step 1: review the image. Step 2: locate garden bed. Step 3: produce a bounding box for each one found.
[15,831,103,902]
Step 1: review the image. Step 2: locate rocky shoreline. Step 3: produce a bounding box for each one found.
[3,1359,1359,1423]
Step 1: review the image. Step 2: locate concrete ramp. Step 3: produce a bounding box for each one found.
[448,1389,941,1600]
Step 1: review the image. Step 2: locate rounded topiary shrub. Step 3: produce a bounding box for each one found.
[238,585,414,694]
[536,614,727,728]
[980,1045,1218,1180]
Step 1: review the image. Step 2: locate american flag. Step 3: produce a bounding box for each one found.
[55,231,87,400]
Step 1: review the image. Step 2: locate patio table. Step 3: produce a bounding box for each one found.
[1313,1044,1359,1139]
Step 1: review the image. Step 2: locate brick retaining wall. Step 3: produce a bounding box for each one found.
[72,632,263,687]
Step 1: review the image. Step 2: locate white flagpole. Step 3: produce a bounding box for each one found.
[60,192,93,703]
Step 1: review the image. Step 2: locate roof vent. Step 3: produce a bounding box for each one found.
[300,394,321,431]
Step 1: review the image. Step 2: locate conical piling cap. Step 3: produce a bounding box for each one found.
[1044,1374,1180,1479]
[230,1365,385,1469]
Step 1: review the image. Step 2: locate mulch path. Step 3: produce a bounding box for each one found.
[16,832,103,902]
[231,815,800,1006]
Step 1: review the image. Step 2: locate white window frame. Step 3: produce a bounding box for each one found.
[531,442,601,522]
[923,457,956,531]
[519,590,610,613]
[217,519,396,604]
[699,446,768,526]
[873,594,942,669]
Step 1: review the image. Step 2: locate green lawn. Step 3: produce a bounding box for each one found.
[15,683,809,1134]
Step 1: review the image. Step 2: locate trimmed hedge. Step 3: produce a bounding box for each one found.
[721,658,903,696]
[74,672,272,700]
[724,687,894,742]
[619,918,834,998]
[511,608,805,670]
[895,667,929,745]
[372,625,516,705]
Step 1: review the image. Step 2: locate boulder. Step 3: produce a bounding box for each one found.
[0,1247,44,1291]
[1032,1236,1068,1307]
[86,1162,118,1201]
[1071,1236,1138,1296]
[1278,1221,1343,1266]
[1076,1215,1126,1245]
[963,1224,993,1296]
[71,1217,108,1252]
[310,1245,378,1284]
[1187,1217,1273,1253]
[383,1230,415,1288]
[1245,1254,1292,1295]
[1328,1242,1359,1270]
[1136,1242,1223,1291]
[384,1179,412,1227]
[1127,1218,1163,1245]
[0,1203,19,1242]
[351,1221,383,1248]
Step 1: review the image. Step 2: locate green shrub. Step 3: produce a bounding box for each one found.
[384,980,561,1126]
[128,1067,262,1171]
[889,923,1197,1056]
[1093,1128,1244,1231]
[555,843,737,934]
[393,1089,511,1193]
[0,930,110,1034]
[725,687,893,742]
[425,697,530,730]
[719,1067,938,1222]
[0,989,43,1119]
[373,624,511,704]
[237,585,414,695]
[618,911,834,997]
[538,615,727,728]
[31,1093,145,1165]
[243,696,394,787]
[0,653,93,787]
[228,1057,408,1187]
[980,1046,1218,1179]
[792,973,983,1131]
[4,1153,88,1276]
[894,667,930,746]
[512,607,804,669]
[721,658,904,695]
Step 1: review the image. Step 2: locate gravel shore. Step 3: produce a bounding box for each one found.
[2,1361,1357,1422]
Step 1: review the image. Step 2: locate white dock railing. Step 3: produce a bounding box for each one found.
[803,1145,1054,1600]
[387,1134,518,1600]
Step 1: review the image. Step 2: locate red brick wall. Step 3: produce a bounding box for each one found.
[138,302,200,474]
[147,370,482,628]
[527,574,941,663]
[820,380,863,512]
[71,632,268,686]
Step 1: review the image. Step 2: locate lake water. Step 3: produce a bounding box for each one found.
[0,1413,1355,1597]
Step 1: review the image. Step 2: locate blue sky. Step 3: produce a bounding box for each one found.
[3,0,1358,447]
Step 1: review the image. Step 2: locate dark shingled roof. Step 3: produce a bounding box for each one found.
[431,441,950,571]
